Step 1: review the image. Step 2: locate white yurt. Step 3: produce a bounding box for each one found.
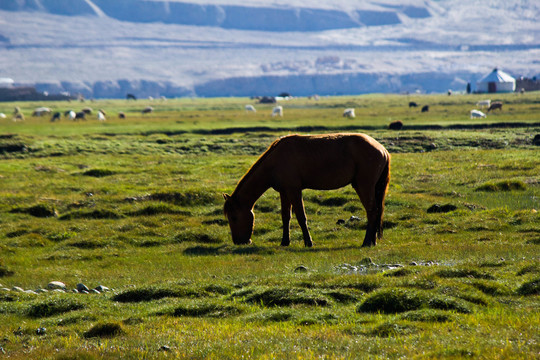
[476,68,516,93]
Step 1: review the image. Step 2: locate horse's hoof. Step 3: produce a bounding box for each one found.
[280,241,290,247]
[305,242,313,248]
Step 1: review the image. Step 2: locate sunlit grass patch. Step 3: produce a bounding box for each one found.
[233,287,331,307]
[400,309,454,323]
[112,286,204,303]
[367,322,417,337]
[357,288,472,314]
[434,268,495,280]
[173,300,244,318]
[475,180,527,192]
[127,204,190,216]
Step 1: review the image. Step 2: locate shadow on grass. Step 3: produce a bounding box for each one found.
[182,244,364,256]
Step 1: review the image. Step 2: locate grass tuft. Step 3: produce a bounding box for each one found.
[234,287,331,307]
[27,298,84,318]
[173,301,243,318]
[427,204,457,213]
[127,204,189,216]
[83,322,125,338]
[82,169,116,177]
[516,278,540,295]
[435,268,495,280]
[357,288,472,314]
[10,204,57,217]
[59,209,124,220]
[112,286,201,303]
[475,180,526,192]
[0,264,14,277]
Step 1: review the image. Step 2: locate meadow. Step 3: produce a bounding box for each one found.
[0,93,539,359]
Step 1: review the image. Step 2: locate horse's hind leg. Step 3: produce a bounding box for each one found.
[288,190,313,247]
[353,184,379,247]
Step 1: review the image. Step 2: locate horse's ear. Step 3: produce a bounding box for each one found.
[223,193,231,201]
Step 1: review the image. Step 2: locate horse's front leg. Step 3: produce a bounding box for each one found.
[280,193,292,246]
[290,191,313,247]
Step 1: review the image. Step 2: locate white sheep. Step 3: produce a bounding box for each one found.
[68,110,76,121]
[343,108,355,118]
[97,110,106,122]
[470,109,486,119]
[245,104,257,112]
[476,100,491,108]
[271,106,283,117]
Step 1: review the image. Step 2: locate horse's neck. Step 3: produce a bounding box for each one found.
[233,162,271,209]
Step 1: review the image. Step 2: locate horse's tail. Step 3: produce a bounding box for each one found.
[374,152,391,240]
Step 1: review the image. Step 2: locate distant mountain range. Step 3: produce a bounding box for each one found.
[0,0,538,98]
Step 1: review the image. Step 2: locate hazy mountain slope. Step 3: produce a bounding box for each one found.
[0,0,538,98]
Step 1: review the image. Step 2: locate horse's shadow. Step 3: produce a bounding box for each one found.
[182,243,364,256]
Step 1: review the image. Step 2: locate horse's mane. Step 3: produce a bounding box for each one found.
[231,136,284,197]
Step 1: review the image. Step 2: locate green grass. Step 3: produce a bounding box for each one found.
[0,93,539,359]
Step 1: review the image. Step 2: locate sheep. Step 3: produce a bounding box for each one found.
[142,106,153,114]
[487,101,503,112]
[271,105,283,117]
[476,100,491,108]
[68,110,76,121]
[470,110,486,119]
[408,102,418,108]
[13,106,21,115]
[97,110,106,122]
[421,105,429,112]
[118,112,126,119]
[32,107,52,117]
[0,113,6,119]
[50,112,61,122]
[75,111,86,120]
[245,104,257,113]
[126,93,137,100]
[342,108,355,118]
[81,107,93,114]
[13,113,25,122]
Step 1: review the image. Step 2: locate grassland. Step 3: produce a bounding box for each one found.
[0,92,539,359]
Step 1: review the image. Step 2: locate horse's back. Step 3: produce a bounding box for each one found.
[269,134,388,190]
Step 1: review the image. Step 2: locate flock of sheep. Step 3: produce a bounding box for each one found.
[1,97,504,126]
[4,105,155,122]
[470,99,503,119]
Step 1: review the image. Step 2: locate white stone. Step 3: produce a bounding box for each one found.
[47,281,67,290]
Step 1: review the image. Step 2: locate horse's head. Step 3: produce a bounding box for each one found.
[223,194,253,245]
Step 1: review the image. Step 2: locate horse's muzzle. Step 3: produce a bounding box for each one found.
[232,237,252,245]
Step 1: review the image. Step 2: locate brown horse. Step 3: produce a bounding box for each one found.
[223,133,390,248]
